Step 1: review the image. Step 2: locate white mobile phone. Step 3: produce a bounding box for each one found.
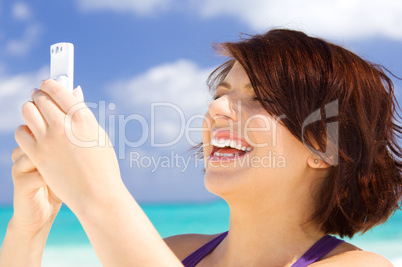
[50,42,74,92]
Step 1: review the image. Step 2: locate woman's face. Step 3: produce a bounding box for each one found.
[202,62,313,202]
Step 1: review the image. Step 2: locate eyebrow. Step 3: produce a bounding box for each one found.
[217,81,231,89]
[217,82,253,90]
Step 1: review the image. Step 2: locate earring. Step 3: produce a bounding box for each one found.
[314,159,319,164]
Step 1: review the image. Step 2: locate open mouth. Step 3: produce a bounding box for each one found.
[208,130,253,160]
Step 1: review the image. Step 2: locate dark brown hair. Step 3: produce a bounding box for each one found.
[208,29,402,238]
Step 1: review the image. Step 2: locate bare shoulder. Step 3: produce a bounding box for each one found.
[164,233,221,261]
[313,241,393,266]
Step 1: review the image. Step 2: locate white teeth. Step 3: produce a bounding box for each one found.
[216,139,228,148]
[229,140,236,148]
[210,136,253,152]
[210,139,217,146]
[213,152,234,157]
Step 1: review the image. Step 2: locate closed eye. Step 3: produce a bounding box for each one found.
[213,95,222,100]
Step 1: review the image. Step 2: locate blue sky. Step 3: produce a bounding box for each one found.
[0,0,401,204]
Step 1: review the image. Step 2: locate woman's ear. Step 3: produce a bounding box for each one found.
[306,154,332,169]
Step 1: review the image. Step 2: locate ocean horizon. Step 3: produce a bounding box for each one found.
[0,200,401,266]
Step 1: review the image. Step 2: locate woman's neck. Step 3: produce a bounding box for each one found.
[207,195,325,266]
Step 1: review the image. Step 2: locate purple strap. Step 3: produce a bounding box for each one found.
[182,232,228,267]
[182,232,343,267]
[291,235,344,267]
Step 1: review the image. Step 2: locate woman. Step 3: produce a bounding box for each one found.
[0,29,400,266]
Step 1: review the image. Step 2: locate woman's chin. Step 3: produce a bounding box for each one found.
[203,168,248,199]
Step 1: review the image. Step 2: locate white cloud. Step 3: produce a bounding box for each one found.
[76,0,173,16]
[111,59,213,109]
[5,23,42,56]
[194,0,402,40]
[74,0,402,41]
[108,59,214,145]
[0,66,48,132]
[12,2,31,21]
[0,2,41,57]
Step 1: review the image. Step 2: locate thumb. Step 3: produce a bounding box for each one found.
[72,85,84,101]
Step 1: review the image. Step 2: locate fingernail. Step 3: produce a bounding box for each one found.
[31,88,40,95]
[39,79,46,87]
[76,85,84,101]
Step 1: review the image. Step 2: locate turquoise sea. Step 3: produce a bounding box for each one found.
[0,200,401,266]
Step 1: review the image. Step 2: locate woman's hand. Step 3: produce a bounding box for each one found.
[10,146,62,234]
[0,85,83,267]
[0,147,62,267]
[14,80,123,213]
[12,80,182,266]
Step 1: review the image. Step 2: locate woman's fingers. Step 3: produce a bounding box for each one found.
[21,101,48,140]
[30,81,86,134]
[12,171,47,196]
[11,146,24,163]
[72,86,84,101]
[15,125,37,157]
[12,153,36,174]
[39,79,84,114]
[12,149,44,193]
[30,90,64,128]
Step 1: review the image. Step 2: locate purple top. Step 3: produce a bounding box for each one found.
[182,232,344,267]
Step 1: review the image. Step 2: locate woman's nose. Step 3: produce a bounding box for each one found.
[208,95,238,122]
